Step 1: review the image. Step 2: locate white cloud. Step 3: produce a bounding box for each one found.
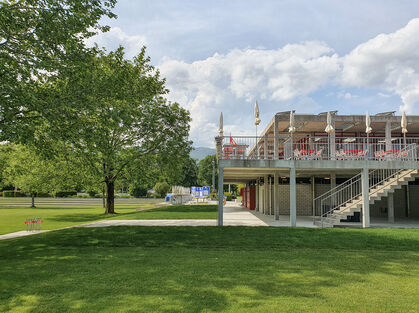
[337,92,358,100]
[377,92,392,98]
[159,41,340,145]
[85,27,147,59]
[86,19,419,146]
[341,18,419,113]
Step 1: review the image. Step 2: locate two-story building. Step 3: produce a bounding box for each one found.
[215,111,419,228]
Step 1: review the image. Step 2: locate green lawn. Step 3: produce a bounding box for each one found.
[0,200,216,235]
[0,227,418,312]
[109,204,217,220]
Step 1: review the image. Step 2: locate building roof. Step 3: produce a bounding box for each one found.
[259,112,419,137]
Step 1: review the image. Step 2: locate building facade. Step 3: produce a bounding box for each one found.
[216,111,419,227]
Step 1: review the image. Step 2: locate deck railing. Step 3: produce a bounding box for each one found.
[219,135,419,161]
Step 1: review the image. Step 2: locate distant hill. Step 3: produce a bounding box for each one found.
[190,147,216,161]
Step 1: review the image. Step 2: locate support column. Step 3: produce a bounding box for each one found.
[330,173,336,207]
[274,115,279,160]
[361,167,370,228]
[255,179,259,212]
[269,176,273,215]
[217,166,224,226]
[311,175,315,218]
[385,120,392,151]
[264,174,268,214]
[387,193,394,223]
[290,166,297,227]
[264,134,268,160]
[259,179,263,213]
[274,172,279,220]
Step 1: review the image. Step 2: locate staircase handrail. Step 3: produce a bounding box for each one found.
[318,168,416,226]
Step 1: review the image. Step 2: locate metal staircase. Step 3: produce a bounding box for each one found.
[313,169,419,227]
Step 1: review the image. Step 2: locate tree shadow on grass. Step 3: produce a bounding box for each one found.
[1,227,419,312]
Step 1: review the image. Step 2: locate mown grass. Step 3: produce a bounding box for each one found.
[0,227,418,312]
[0,202,216,235]
[109,204,217,220]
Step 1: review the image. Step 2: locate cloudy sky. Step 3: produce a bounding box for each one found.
[88,0,419,147]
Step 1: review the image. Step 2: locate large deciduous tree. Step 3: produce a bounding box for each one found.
[0,0,116,141]
[1,144,83,207]
[198,155,217,189]
[50,47,191,214]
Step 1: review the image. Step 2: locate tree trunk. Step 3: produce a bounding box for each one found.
[105,180,115,214]
[31,193,36,208]
[102,185,106,208]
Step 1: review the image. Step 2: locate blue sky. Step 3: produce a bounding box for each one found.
[88,0,419,146]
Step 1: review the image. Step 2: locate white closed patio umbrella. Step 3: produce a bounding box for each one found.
[254,101,261,158]
[365,111,372,159]
[289,111,296,158]
[325,111,335,159]
[401,111,408,150]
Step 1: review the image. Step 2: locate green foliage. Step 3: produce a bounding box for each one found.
[198,155,217,188]
[224,192,233,201]
[153,182,170,197]
[0,0,116,142]
[46,47,191,213]
[55,190,77,198]
[2,190,25,197]
[0,144,84,206]
[129,185,148,198]
[87,189,100,198]
[2,190,20,197]
[36,192,51,198]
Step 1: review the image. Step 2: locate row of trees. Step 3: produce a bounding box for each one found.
[0,144,220,206]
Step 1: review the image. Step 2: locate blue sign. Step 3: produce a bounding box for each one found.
[192,186,210,198]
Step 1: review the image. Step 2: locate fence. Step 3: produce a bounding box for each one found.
[219,135,419,161]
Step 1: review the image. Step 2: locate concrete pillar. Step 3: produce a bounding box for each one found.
[331,173,336,207]
[406,185,410,217]
[385,120,392,151]
[217,166,224,226]
[255,179,259,212]
[274,172,279,220]
[311,175,315,217]
[274,115,279,160]
[260,180,263,213]
[387,193,394,223]
[269,176,273,215]
[264,134,268,160]
[290,166,297,227]
[264,174,268,214]
[361,167,370,228]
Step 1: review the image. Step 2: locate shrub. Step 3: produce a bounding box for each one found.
[87,189,100,197]
[129,185,148,198]
[3,190,15,197]
[224,192,233,201]
[2,190,26,197]
[153,182,170,198]
[210,192,218,200]
[36,192,51,197]
[55,190,77,197]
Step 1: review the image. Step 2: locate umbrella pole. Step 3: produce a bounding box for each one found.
[255,125,258,159]
[366,134,369,160]
[328,134,330,160]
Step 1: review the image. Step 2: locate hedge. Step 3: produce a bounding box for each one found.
[55,190,77,197]
[2,190,26,197]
